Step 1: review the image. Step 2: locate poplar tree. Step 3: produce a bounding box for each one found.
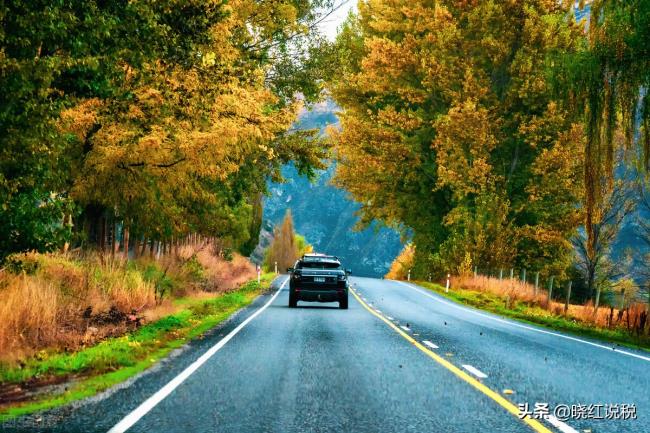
[265,210,300,272]
[327,0,584,277]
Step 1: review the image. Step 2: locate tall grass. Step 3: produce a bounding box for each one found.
[452,274,547,306]
[0,243,255,364]
[452,275,649,333]
[0,252,155,363]
[0,274,59,360]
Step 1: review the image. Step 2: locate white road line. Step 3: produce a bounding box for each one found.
[461,364,488,379]
[545,415,579,433]
[375,309,382,313]
[400,325,411,332]
[107,278,289,433]
[394,281,650,363]
[422,340,439,349]
[386,316,394,320]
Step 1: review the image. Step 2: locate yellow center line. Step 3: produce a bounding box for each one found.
[349,288,554,433]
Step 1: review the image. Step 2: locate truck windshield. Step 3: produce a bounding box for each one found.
[299,261,340,269]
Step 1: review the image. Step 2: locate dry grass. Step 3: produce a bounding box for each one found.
[0,252,155,363]
[453,275,649,333]
[201,251,255,291]
[452,274,547,306]
[0,274,59,361]
[0,242,256,364]
[170,242,255,291]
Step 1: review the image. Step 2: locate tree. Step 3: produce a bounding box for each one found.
[0,0,335,261]
[264,210,300,272]
[634,178,650,309]
[327,0,584,277]
[553,0,650,296]
[573,176,636,311]
[385,244,415,280]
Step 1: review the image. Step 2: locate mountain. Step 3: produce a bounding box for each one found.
[263,164,404,277]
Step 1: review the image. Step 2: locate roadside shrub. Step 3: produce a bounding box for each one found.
[222,248,234,262]
[4,252,40,275]
[183,254,206,282]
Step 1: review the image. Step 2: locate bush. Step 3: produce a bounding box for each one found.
[4,252,40,275]
[183,254,206,282]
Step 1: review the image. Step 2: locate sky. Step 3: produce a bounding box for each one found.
[319,0,356,40]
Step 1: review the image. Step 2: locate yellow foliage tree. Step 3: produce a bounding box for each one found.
[385,244,415,280]
[328,0,585,278]
[265,210,300,273]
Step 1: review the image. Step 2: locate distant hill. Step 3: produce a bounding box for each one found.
[255,100,404,277]
[262,164,404,277]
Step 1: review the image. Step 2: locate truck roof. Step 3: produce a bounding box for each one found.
[302,253,339,262]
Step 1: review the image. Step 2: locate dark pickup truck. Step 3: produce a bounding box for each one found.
[287,254,351,309]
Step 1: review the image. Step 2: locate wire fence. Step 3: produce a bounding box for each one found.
[444,267,649,335]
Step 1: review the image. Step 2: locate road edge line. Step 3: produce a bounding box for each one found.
[394,281,650,363]
[107,278,288,433]
[349,288,553,433]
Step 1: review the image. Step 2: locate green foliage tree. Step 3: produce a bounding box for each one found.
[327,0,585,278]
[550,1,650,296]
[0,0,334,261]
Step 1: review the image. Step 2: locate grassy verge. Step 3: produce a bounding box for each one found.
[0,272,277,420]
[415,281,650,352]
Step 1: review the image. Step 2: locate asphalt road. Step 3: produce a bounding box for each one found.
[2,276,649,433]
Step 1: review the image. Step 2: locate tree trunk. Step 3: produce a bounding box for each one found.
[99,216,107,252]
[594,286,602,314]
[112,219,119,256]
[122,225,130,259]
[61,213,72,253]
[142,237,149,257]
[564,281,572,315]
[587,263,596,302]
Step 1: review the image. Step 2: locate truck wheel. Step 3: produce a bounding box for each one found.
[339,296,348,309]
[289,292,298,308]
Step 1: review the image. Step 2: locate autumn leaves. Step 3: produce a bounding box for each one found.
[0,0,331,259]
[327,1,589,279]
